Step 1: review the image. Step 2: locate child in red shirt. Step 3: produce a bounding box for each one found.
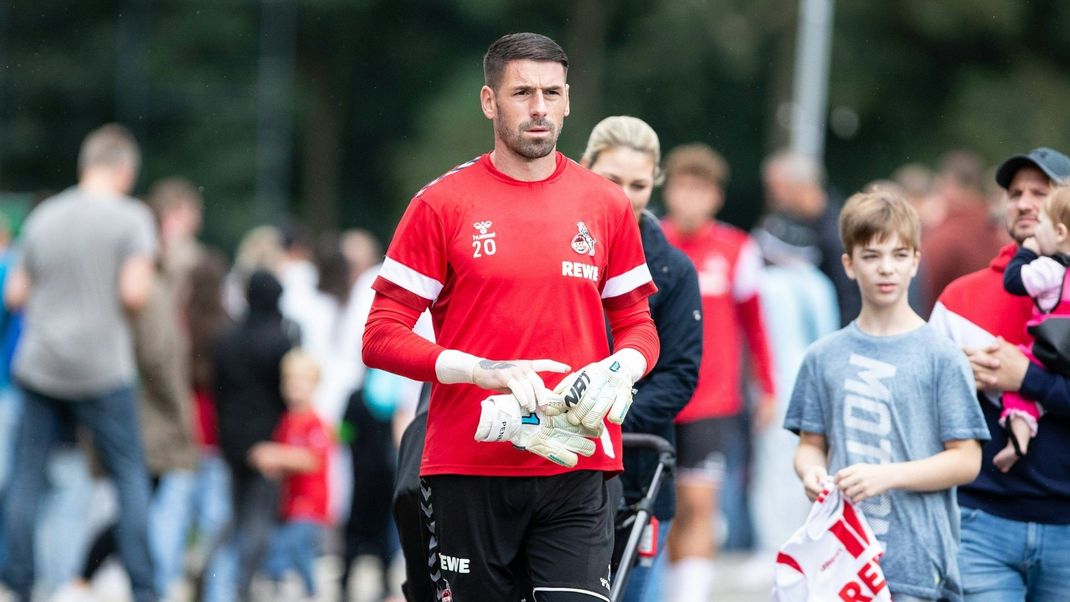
[249,349,332,598]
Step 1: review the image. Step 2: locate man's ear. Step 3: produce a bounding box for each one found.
[563,83,570,118]
[480,85,495,120]
[841,252,856,281]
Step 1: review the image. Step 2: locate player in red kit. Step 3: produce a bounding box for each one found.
[660,144,777,602]
[362,33,659,601]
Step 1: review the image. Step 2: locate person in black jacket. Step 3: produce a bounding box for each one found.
[581,116,703,602]
[210,270,294,602]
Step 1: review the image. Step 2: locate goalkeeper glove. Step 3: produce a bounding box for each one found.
[550,350,644,431]
[474,394,596,468]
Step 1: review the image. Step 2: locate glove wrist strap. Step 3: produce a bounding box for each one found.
[609,348,646,383]
[435,349,481,384]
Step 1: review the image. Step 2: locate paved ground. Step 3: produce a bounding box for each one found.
[25,551,774,602]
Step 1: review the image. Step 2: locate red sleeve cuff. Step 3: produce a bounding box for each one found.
[372,276,433,312]
[603,280,657,311]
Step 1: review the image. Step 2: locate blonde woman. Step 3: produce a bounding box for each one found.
[581,116,702,602]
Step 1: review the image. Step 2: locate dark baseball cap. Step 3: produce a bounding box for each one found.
[995,147,1070,189]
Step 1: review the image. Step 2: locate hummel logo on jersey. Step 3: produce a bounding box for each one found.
[564,371,591,408]
[571,221,597,256]
[472,220,497,258]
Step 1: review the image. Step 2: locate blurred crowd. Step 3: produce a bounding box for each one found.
[0,122,1016,602]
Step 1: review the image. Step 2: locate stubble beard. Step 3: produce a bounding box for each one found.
[1009,216,1036,245]
[496,111,559,160]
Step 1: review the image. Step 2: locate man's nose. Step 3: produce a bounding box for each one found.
[530,92,548,117]
[1016,192,1041,209]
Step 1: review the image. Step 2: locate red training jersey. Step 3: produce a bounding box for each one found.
[372,152,657,477]
[274,409,331,524]
[662,219,775,422]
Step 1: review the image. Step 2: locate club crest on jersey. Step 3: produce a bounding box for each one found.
[571,221,597,256]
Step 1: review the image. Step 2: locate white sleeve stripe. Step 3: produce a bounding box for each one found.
[732,238,763,301]
[379,257,443,301]
[601,263,653,299]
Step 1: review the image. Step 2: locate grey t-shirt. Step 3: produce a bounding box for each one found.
[785,322,989,601]
[14,187,157,398]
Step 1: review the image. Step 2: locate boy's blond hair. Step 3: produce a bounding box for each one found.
[838,190,921,255]
[1043,185,1070,232]
[281,348,320,381]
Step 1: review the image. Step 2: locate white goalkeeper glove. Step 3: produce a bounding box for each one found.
[474,394,596,468]
[549,349,645,431]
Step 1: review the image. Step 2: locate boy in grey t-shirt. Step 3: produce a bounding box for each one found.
[785,191,989,601]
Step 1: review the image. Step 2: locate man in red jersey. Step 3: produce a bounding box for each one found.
[659,144,776,602]
[362,33,659,601]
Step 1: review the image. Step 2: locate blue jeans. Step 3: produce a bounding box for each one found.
[2,385,156,602]
[36,447,95,593]
[150,469,195,594]
[621,519,671,602]
[959,506,1070,601]
[193,452,235,602]
[263,520,321,596]
[0,387,21,572]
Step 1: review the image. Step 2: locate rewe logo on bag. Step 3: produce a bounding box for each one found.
[837,557,886,601]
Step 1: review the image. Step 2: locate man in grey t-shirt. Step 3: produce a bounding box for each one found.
[1,124,158,602]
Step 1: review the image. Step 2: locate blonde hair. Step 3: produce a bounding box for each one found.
[1044,186,1070,232]
[281,348,320,381]
[78,123,140,176]
[581,116,664,185]
[664,143,729,188]
[838,190,921,255]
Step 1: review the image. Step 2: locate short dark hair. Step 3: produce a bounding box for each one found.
[483,33,568,90]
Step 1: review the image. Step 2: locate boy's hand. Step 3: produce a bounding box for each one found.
[801,465,829,502]
[247,442,283,479]
[835,463,897,503]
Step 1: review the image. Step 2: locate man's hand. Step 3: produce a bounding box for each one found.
[551,357,636,430]
[472,359,571,413]
[801,465,829,502]
[474,394,596,468]
[965,337,1029,392]
[835,463,899,504]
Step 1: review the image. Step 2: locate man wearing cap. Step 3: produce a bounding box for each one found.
[929,147,1070,600]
